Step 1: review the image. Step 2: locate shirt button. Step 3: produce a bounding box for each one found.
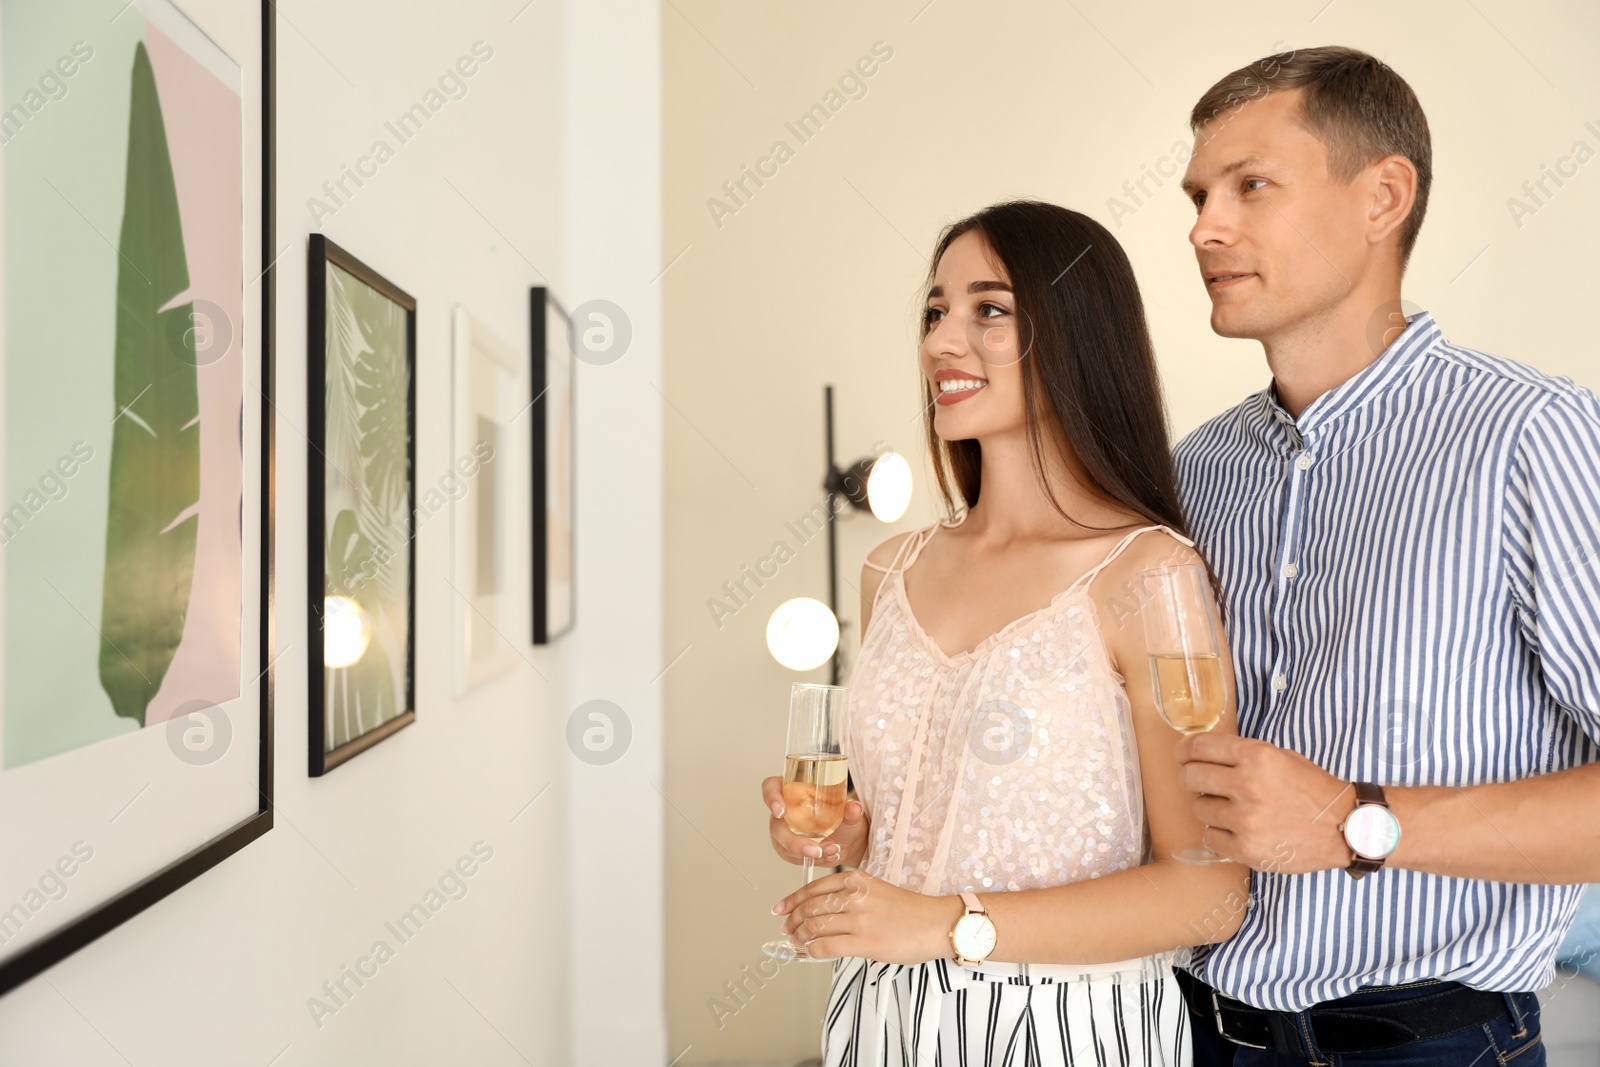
[1272,674,1288,692]
[1283,562,1300,579]
[1295,454,1313,471]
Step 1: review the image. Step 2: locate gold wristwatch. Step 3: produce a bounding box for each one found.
[950,891,997,966]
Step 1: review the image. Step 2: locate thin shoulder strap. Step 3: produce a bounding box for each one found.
[1068,524,1196,594]
[863,512,964,574]
[864,515,958,610]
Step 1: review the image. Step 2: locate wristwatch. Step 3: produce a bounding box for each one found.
[1338,781,1401,879]
[950,891,998,966]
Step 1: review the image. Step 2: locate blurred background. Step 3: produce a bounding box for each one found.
[0,0,1596,1064]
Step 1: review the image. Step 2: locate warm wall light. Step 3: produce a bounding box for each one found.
[323,595,372,668]
[865,452,911,522]
[765,597,840,672]
[766,385,913,682]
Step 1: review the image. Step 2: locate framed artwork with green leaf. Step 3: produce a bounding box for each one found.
[307,235,416,776]
[0,0,275,994]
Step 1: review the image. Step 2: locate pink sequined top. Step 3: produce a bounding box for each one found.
[848,512,1195,903]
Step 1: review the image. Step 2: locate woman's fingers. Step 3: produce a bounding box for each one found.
[764,775,828,862]
[791,909,855,949]
[795,934,850,960]
[761,775,785,818]
[815,799,866,864]
[772,870,853,915]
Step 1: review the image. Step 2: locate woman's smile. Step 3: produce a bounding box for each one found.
[934,369,988,405]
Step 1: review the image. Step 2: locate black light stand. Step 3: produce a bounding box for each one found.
[820,384,887,685]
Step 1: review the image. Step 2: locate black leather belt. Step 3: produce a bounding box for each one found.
[1175,969,1514,1054]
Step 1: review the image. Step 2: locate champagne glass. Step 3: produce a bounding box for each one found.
[1141,564,1232,864]
[762,682,850,962]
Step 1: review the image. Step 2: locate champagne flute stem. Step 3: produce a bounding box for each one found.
[802,855,815,885]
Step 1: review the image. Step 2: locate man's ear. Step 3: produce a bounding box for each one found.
[1367,154,1418,247]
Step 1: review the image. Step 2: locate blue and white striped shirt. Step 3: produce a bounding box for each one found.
[1174,309,1600,1012]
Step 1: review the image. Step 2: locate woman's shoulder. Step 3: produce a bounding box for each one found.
[1083,523,1204,597]
[1117,524,1203,569]
[861,518,947,574]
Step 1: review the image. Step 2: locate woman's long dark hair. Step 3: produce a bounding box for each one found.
[920,200,1191,543]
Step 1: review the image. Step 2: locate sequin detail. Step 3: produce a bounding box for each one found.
[849,516,1192,923]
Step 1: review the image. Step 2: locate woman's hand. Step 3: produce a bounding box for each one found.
[762,776,870,868]
[771,869,961,964]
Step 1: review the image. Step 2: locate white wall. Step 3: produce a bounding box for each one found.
[0,1,663,1064]
[566,0,666,1063]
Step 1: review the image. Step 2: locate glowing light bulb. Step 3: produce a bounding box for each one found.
[324,595,372,668]
[866,451,912,522]
[766,597,840,672]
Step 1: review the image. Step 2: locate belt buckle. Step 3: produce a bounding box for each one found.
[1211,989,1270,1050]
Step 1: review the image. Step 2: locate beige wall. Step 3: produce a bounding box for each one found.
[663,1,1600,1062]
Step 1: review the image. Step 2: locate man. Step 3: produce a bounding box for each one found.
[1171,45,1600,1065]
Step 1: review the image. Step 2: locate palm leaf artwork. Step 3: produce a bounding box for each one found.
[349,282,408,617]
[98,42,201,725]
[322,267,409,750]
[324,267,405,616]
[324,508,396,749]
[323,269,364,496]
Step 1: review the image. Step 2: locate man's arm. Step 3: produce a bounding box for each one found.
[1177,734,1600,882]
[1181,388,1600,883]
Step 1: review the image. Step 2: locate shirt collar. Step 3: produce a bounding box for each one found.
[1256,309,1443,441]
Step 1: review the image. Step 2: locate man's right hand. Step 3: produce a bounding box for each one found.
[762,775,869,868]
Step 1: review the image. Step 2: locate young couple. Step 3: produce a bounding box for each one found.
[759,44,1600,1066]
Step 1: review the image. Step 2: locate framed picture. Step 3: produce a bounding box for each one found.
[450,307,520,692]
[307,236,416,776]
[531,288,574,644]
[0,0,274,992]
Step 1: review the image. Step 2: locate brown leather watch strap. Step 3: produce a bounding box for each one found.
[1345,781,1390,879]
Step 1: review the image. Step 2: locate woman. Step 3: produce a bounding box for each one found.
[760,200,1248,1065]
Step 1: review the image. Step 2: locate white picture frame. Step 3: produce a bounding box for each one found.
[450,307,522,694]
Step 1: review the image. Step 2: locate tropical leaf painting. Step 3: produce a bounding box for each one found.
[98,42,200,725]
[323,263,410,753]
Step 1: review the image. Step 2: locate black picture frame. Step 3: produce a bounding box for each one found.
[307,235,417,775]
[0,0,277,996]
[531,287,575,645]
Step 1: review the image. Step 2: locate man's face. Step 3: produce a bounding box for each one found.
[1181,88,1370,344]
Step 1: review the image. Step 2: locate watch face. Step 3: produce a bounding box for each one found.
[952,913,997,960]
[1344,803,1401,860]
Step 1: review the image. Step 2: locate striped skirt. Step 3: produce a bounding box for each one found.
[821,954,1191,1067]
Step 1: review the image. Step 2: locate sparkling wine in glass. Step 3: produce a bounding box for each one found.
[1141,563,1232,864]
[762,682,849,962]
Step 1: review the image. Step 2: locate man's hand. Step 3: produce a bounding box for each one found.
[1176,733,1356,874]
[762,776,869,868]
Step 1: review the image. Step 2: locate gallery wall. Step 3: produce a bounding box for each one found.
[660,1,1600,1063]
[0,0,663,1064]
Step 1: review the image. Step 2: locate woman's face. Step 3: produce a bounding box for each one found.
[919,229,1028,443]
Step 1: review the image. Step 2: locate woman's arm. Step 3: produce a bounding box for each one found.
[774,533,1252,965]
[966,540,1251,962]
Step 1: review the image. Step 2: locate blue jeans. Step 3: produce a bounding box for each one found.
[1186,979,1545,1067]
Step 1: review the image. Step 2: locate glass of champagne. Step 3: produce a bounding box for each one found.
[1141,564,1232,864]
[762,682,850,962]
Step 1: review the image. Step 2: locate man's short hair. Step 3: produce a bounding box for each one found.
[1189,45,1432,273]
